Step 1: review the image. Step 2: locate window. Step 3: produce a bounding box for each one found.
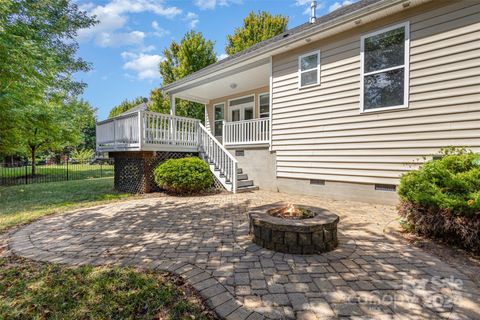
[229,95,254,106]
[259,93,270,118]
[228,95,254,122]
[361,22,410,112]
[298,50,320,88]
[213,103,224,136]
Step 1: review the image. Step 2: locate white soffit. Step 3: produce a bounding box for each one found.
[176,62,269,102]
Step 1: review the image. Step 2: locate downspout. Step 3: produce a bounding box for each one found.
[269,56,273,152]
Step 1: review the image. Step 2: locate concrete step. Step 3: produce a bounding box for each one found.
[237,173,248,180]
[237,179,254,188]
[237,185,259,193]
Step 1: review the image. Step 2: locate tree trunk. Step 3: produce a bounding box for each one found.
[31,146,36,177]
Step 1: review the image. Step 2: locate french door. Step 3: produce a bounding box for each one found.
[230,103,254,122]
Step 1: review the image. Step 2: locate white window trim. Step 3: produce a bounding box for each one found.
[227,94,255,121]
[213,102,225,136]
[298,50,321,89]
[360,21,410,113]
[258,92,270,118]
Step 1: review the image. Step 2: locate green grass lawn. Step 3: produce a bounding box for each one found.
[0,177,128,231]
[0,163,114,185]
[0,256,215,320]
[0,178,217,319]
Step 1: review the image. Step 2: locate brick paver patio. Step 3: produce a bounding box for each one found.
[8,191,480,319]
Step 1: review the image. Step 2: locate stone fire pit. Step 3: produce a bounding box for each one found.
[249,203,339,254]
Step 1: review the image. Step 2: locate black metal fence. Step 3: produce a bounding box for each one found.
[0,159,114,186]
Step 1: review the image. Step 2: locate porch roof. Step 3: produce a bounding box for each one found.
[160,0,422,103]
[168,58,270,104]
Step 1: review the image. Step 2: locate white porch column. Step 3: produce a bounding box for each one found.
[169,94,176,143]
[169,93,176,116]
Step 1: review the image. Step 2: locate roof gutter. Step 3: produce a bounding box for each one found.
[162,0,426,95]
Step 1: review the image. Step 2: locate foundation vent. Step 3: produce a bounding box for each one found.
[310,179,325,185]
[375,184,397,192]
[235,150,245,156]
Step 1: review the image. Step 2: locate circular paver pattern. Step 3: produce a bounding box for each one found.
[9,191,480,320]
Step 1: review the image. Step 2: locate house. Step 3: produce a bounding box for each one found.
[96,0,480,204]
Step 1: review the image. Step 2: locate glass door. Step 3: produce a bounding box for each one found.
[230,103,254,121]
[229,95,255,122]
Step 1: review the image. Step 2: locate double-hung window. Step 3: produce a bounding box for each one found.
[213,103,224,136]
[298,50,320,88]
[361,22,410,112]
[259,93,270,118]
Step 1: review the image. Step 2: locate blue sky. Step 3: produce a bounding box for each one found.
[75,0,355,119]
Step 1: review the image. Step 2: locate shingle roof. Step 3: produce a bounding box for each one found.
[216,0,383,65]
[162,0,384,91]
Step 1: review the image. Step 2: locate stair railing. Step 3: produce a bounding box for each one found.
[198,123,237,193]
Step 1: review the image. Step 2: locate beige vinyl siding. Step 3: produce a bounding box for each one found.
[206,86,269,136]
[271,0,480,185]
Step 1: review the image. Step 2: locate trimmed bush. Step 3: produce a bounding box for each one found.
[154,157,213,195]
[398,148,480,253]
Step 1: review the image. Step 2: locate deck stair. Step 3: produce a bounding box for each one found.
[198,123,257,193]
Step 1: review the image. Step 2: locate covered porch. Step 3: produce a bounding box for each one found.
[164,57,272,148]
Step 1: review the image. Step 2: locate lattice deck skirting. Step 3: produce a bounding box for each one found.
[111,151,224,194]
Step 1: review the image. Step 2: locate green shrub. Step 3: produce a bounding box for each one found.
[398,148,480,215]
[398,147,480,253]
[71,149,95,162]
[154,157,213,195]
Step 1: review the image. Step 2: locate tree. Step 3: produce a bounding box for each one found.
[72,99,97,151]
[157,31,216,121]
[108,97,146,118]
[225,11,288,55]
[160,31,217,85]
[0,0,96,156]
[19,96,87,175]
[149,88,170,114]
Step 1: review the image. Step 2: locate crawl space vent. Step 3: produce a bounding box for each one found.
[375,184,396,192]
[310,179,325,185]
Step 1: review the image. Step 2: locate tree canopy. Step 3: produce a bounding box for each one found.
[160,31,217,86]
[19,96,95,173]
[155,31,217,121]
[108,97,146,119]
[225,11,288,55]
[0,0,97,156]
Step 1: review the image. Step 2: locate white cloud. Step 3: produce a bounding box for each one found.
[184,12,199,29]
[151,20,170,37]
[194,0,216,10]
[217,53,229,60]
[96,30,145,47]
[121,51,163,80]
[78,0,181,47]
[295,0,312,5]
[194,0,242,10]
[329,0,353,12]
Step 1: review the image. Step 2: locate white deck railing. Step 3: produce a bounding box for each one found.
[96,111,200,152]
[96,112,140,150]
[223,118,270,145]
[143,111,199,149]
[199,123,237,193]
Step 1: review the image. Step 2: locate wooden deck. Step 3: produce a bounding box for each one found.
[96,111,271,193]
[96,111,200,153]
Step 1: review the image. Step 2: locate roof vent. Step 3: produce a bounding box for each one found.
[310,1,317,24]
